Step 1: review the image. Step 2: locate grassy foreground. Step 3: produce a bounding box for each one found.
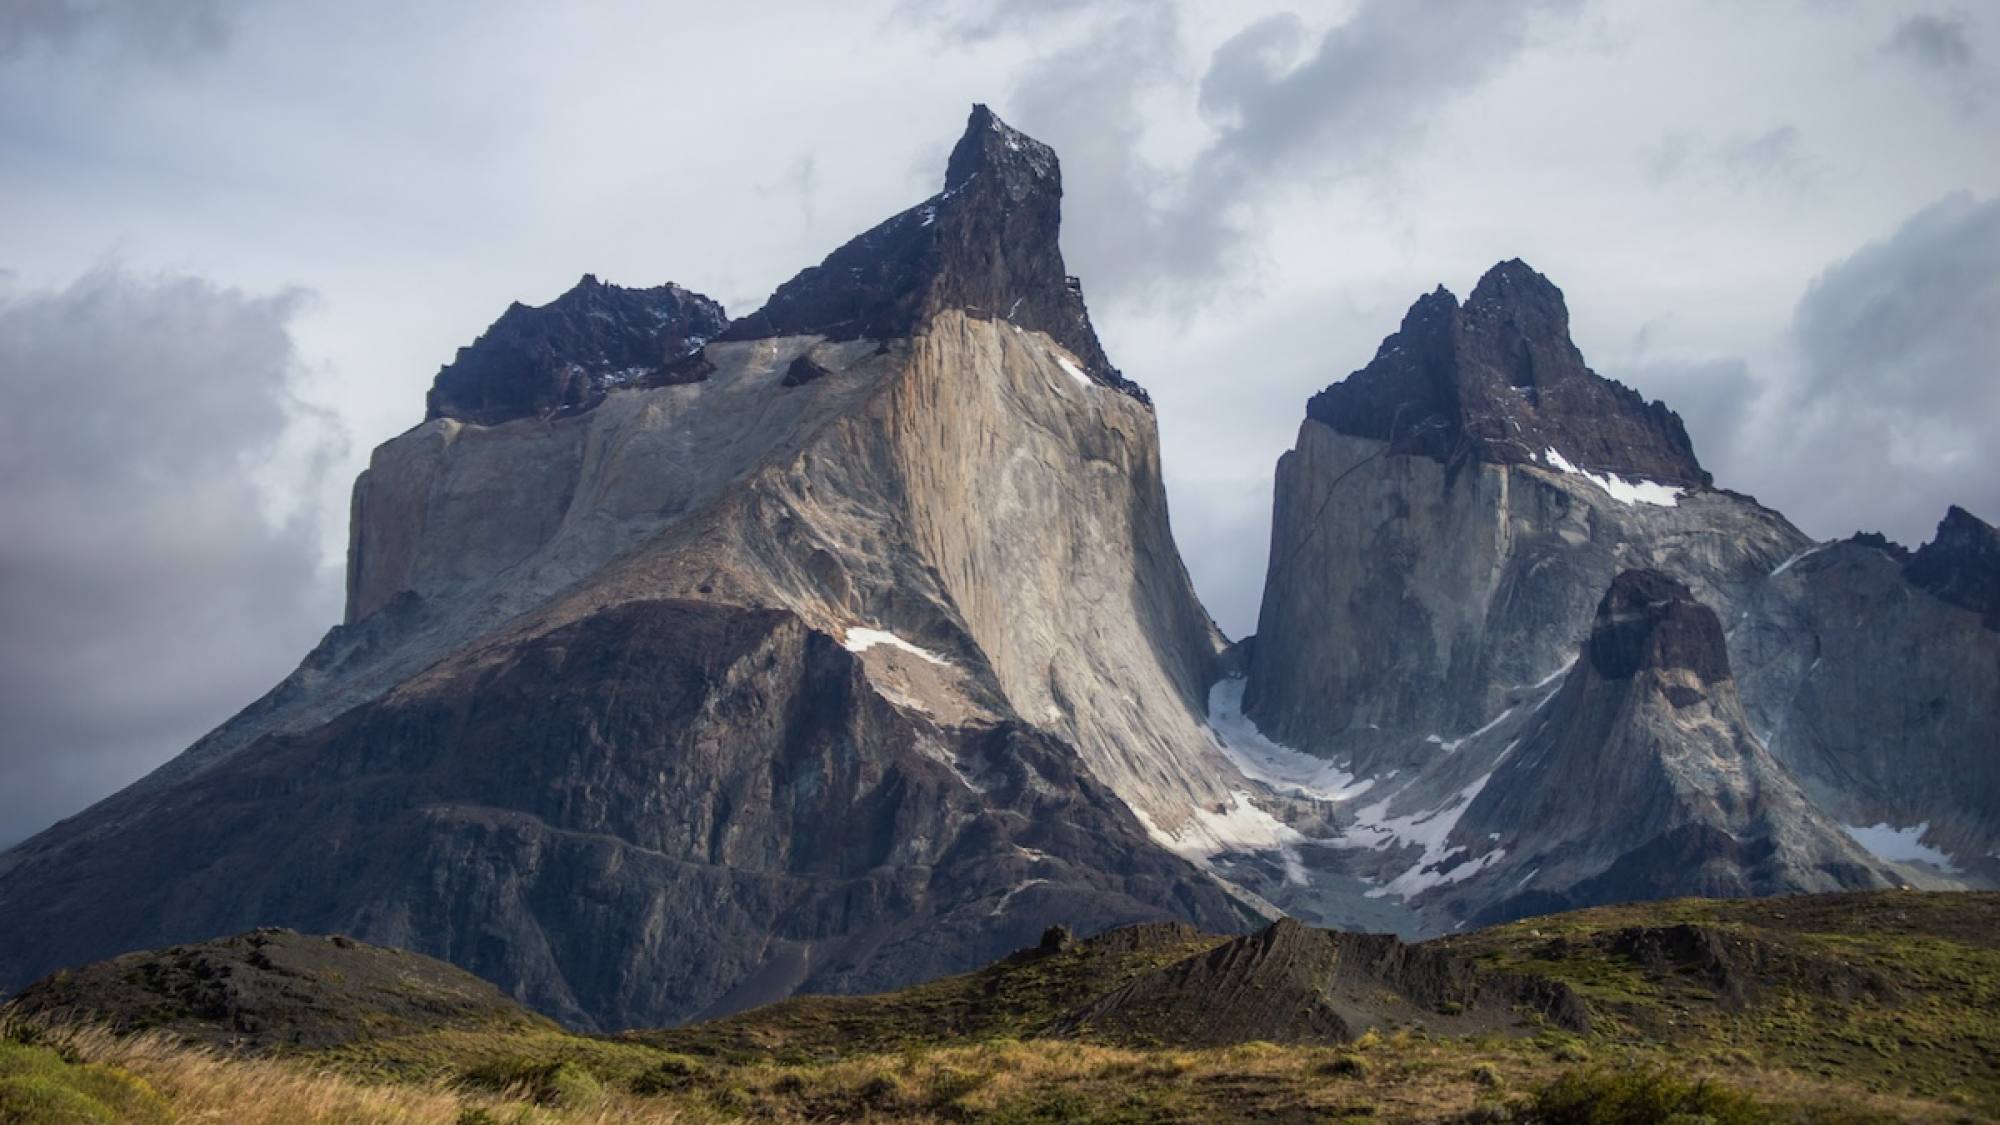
[3,891,1995,1123]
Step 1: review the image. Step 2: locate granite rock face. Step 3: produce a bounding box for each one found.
[1734,522,2000,884]
[1440,570,1890,922]
[0,108,1260,1028]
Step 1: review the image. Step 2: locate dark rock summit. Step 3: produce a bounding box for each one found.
[1906,505,2000,630]
[426,275,728,424]
[1587,569,1734,684]
[721,105,1146,403]
[1306,260,1708,487]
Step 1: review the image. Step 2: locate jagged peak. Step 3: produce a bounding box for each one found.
[1307,261,1709,489]
[722,104,1148,404]
[425,276,727,425]
[1906,504,2000,629]
[944,103,1060,195]
[1586,569,1733,684]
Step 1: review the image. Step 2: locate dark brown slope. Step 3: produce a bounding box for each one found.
[0,600,1252,1030]
[7,927,548,1050]
[1048,918,1587,1047]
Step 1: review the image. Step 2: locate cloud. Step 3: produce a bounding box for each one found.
[0,267,343,847]
[1648,125,1819,195]
[890,0,1104,43]
[995,0,1582,304]
[0,0,246,63]
[1883,10,1986,111]
[1774,193,2000,541]
[1886,11,1975,70]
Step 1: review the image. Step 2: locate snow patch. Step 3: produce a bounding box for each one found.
[989,878,1048,916]
[1052,352,1093,390]
[843,627,951,665]
[1542,447,1683,507]
[1769,543,1827,578]
[1842,821,1960,874]
[1132,791,1310,886]
[1207,677,1373,802]
[1343,741,1520,900]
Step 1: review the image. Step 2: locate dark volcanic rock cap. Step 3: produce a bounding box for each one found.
[722,105,1149,404]
[1587,568,1733,683]
[1306,260,1709,487]
[426,275,728,425]
[1905,505,2000,630]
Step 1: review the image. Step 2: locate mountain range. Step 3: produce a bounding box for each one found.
[1,105,1993,1032]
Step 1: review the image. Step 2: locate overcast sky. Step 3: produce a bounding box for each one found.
[2,0,1996,847]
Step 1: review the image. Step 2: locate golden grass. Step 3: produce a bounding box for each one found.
[2,1016,688,1125]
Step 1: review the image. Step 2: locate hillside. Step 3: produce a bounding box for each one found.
[5,891,1995,1122]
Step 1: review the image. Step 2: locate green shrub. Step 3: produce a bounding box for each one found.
[629,1053,708,1095]
[1523,1066,1771,1125]
[1320,1053,1369,1079]
[0,1041,173,1125]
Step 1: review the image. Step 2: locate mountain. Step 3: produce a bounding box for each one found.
[1217,261,1995,932]
[0,105,1261,1030]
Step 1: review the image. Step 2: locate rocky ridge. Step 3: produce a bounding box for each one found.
[425,276,728,425]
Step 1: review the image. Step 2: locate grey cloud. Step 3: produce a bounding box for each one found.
[1886,11,1975,70]
[1611,356,1759,478]
[1001,0,1581,303]
[0,0,245,62]
[1774,193,2000,542]
[1648,126,1819,194]
[891,0,1104,43]
[0,268,343,847]
[1884,11,1986,112]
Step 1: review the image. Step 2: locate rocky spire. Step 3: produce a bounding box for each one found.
[1905,505,2000,629]
[722,104,1147,402]
[1305,260,1709,487]
[1587,569,1734,684]
[425,275,727,425]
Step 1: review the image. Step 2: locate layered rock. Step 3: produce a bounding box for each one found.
[0,107,1260,1027]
